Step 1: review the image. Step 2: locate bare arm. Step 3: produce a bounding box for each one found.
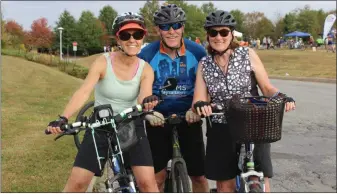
[249,48,278,97]
[61,55,106,119]
[137,62,154,104]
[192,61,209,111]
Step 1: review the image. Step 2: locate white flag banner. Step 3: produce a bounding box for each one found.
[323,14,336,40]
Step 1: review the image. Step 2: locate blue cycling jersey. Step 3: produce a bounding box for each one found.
[138,38,207,116]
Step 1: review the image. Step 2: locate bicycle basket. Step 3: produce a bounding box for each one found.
[227,96,285,144]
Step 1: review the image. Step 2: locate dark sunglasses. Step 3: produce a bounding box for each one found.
[118,30,145,41]
[158,23,183,31]
[208,29,231,38]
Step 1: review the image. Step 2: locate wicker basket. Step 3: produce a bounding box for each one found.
[227,96,285,144]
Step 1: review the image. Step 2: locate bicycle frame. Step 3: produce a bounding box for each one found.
[236,143,265,193]
[90,119,137,193]
[169,125,189,192]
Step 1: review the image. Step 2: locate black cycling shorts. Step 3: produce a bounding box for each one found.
[145,121,206,177]
[205,122,273,181]
[73,117,153,176]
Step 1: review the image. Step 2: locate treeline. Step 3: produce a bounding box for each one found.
[1,0,336,56]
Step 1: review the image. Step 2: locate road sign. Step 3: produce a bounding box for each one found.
[73,41,77,51]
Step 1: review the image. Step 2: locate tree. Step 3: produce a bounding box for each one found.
[230,9,246,34]
[99,5,117,45]
[76,10,105,55]
[243,12,265,38]
[54,10,77,54]
[256,17,275,40]
[4,20,25,48]
[283,12,297,34]
[30,18,54,49]
[139,0,160,42]
[201,2,216,15]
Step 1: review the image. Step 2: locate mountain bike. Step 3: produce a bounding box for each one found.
[45,104,152,193]
[209,95,287,193]
[160,114,193,193]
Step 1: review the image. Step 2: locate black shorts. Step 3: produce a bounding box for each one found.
[74,118,153,176]
[146,121,205,176]
[205,123,273,181]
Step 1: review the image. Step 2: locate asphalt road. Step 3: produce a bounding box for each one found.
[204,79,336,192]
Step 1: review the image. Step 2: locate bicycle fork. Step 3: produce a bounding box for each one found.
[237,143,265,193]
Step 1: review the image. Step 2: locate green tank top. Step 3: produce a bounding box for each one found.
[94,53,145,115]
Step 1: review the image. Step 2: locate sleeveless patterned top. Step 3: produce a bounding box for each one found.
[200,46,258,123]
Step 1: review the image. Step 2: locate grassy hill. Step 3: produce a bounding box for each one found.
[1,56,93,192]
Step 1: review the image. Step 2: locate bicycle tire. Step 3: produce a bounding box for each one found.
[173,162,191,193]
[74,101,95,150]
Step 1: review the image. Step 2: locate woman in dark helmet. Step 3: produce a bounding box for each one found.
[192,10,296,192]
[46,12,159,192]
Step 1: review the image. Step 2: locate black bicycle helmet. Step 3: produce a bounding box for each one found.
[153,4,186,25]
[112,12,145,35]
[204,10,236,30]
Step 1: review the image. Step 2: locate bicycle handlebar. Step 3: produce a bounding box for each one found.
[45,104,151,136]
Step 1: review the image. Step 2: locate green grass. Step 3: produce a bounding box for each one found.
[1,48,336,192]
[256,49,336,79]
[1,56,93,192]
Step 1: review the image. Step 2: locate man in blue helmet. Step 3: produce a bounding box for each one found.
[138,4,209,192]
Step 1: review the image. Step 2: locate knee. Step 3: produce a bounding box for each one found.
[155,170,167,187]
[136,177,159,192]
[216,179,236,192]
[190,175,208,185]
[64,177,90,192]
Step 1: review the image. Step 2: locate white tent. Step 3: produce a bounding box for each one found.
[233,30,243,37]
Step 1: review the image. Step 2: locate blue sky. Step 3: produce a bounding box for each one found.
[2,1,336,30]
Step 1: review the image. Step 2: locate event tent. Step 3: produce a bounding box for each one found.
[233,30,243,37]
[284,31,311,37]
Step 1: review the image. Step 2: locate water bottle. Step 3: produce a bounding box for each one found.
[238,144,245,171]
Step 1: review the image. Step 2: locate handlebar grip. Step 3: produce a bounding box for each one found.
[45,129,51,135]
[44,124,68,135]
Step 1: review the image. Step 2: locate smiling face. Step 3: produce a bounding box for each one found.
[116,29,145,56]
[156,23,184,49]
[207,26,233,53]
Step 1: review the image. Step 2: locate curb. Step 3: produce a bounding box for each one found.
[269,76,336,84]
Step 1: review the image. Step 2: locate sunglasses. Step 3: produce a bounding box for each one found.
[208,29,231,38]
[118,30,145,41]
[158,23,183,31]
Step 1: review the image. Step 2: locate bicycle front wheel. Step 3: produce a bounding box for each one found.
[74,101,94,150]
[173,162,191,193]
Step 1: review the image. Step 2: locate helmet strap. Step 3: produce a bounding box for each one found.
[117,45,136,57]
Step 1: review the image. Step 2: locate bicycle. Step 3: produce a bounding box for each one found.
[208,95,287,193]
[45,103,153,193]
[159,114,193,193]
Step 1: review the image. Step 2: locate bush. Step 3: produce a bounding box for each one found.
[2,48,89,80]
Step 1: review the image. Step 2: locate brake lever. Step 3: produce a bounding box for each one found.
[54,133,65,141]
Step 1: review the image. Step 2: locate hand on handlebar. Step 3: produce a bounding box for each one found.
[145,111,165,127]
[46,116,68,134]
[185,109,201,124]
[193,101,213,117]
[142,95,159,111]
[274,92,296,112]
